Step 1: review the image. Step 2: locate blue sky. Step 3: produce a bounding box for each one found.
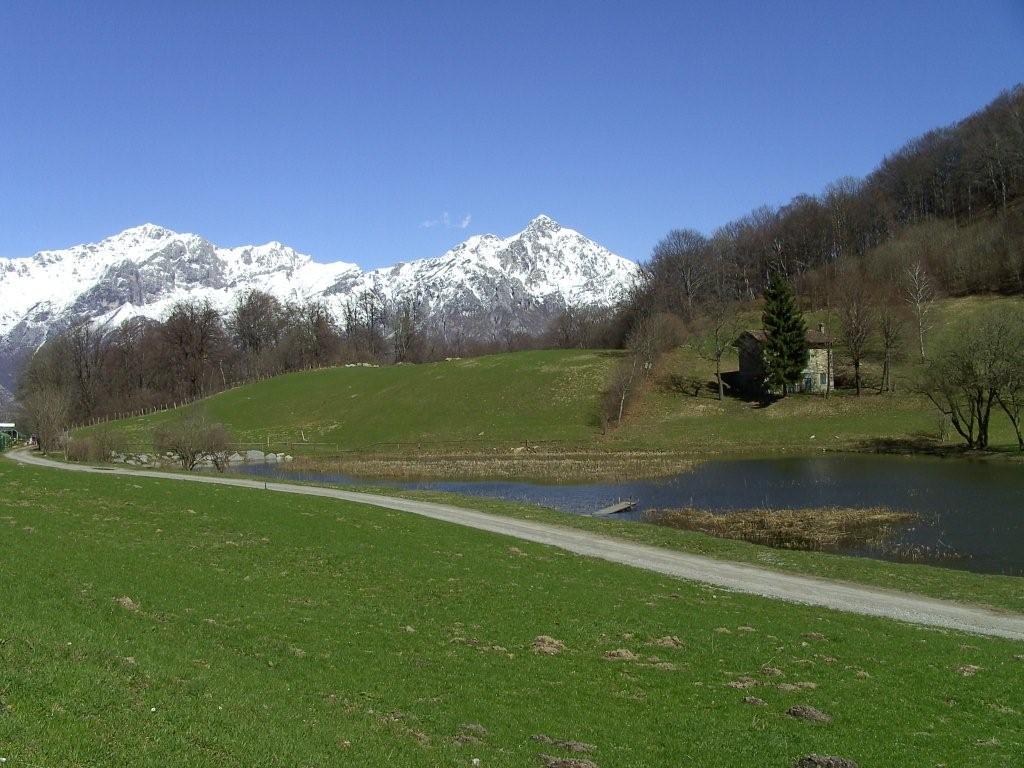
[0,1,1021,267]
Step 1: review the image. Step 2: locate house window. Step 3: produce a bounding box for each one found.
[820,373,828,386]
[803,375,813,391]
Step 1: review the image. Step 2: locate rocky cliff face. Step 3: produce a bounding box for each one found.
[0,216,637,388]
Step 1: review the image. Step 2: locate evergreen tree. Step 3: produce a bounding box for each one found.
[761,270,808,396]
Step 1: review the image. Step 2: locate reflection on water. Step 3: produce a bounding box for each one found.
[235,455,1024,576]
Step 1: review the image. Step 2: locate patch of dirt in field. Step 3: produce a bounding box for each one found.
[726,676,760,689]
[649,635,682,648]
[538,756,599,768]
[532,735,596,753]
[454,723,489,746]
[602,648,638,661]
[793,756,858,768]
[113,596,140,612]
[787,705,832,723]
[777,681,818,692]
[957,664,982,676]
[532,636,566,655]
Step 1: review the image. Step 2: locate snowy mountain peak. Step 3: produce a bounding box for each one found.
[526,213,559,229]
[0,217,638,388]
[113,223,177,240]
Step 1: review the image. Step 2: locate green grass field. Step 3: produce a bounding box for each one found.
[90,296,1024,476]
[99,348,612,452]
[1,459,1021,767]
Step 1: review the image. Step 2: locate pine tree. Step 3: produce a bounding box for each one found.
[761,270,808,396]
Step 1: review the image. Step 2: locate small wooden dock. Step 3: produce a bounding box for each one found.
[591,500,637,517]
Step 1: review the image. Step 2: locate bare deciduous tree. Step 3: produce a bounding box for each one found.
[693,298,742,401]
[648,229,710,315]
[902,261,935,360]
[160,300,228,399]
[154,410,232,471]
[837,280,875,396]
[20,385,72,453]
[918,307,1023,450]
[229,290,287,376]
[876,302,906,394]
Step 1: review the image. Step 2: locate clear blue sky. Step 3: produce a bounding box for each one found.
[1,1,1021,267]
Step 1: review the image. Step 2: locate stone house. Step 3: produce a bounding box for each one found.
[736,324,833,394]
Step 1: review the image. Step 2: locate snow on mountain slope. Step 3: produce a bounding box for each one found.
[0,215,637,388]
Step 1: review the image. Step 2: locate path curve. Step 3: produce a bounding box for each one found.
[8,448,1024,641]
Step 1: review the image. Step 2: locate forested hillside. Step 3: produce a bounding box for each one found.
[622,85,1024,326]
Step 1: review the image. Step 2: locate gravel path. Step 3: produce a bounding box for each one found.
[9,448,1024,640]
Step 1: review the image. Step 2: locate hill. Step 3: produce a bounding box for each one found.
[100,349,614,453]
[89,295,1024,480]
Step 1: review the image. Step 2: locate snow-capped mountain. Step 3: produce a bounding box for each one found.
[0,216,637,388]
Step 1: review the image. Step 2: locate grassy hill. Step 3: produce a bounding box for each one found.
[101,349,614,451]
[89,296,1024,478]
[2,458,1021,766]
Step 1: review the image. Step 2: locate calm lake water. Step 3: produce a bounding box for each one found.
[235,455,1024,576]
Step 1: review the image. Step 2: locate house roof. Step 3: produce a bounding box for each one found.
[741,328,831,347]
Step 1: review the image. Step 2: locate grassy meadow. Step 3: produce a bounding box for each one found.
[1,459,1022,767]
[86,296,1024,480]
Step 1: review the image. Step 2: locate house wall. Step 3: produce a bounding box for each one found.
[799,347,833,393]
[736,338,833,394]
[736,337,765,391]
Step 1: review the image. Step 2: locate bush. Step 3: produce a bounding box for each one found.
[66,426,124,462]
[153,410,232,471]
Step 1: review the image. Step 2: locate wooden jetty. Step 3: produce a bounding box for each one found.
[591,500,637,517]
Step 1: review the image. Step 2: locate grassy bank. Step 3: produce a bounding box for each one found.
[1,459,1021,766]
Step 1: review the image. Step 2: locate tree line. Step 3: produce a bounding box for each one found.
[16,288,556,447]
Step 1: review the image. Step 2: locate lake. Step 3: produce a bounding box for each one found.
[233,455,1024,576]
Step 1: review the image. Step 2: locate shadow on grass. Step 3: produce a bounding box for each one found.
[856,435,974,458]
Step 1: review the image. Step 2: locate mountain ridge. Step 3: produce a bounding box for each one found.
[0,215,637,389]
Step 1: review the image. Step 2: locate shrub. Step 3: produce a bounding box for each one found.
[153,410,232,471]
[66,426,124,462]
